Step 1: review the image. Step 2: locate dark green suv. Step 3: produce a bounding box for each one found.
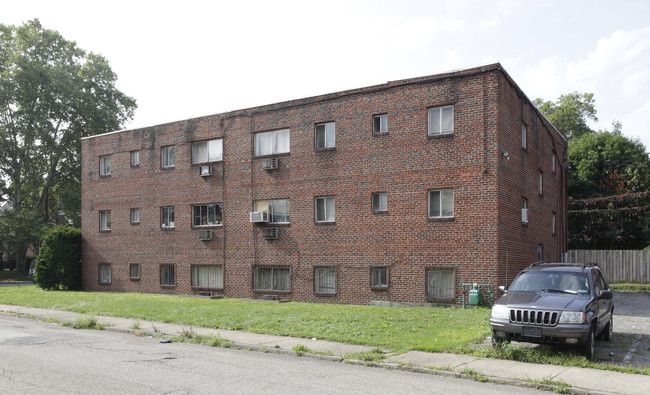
[489,262,614,359]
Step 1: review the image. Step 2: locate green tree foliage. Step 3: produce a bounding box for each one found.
[569,126,650,199]
[0,19,136,272]
[567,127,650,249]
[533,92,598,140]
[35,226,82,290]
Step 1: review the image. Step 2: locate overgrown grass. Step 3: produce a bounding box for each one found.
[60,315,105,330]
[0,270,30,282]
[0,286,490,353]
[471,341,650,376]
[610,283,650,293]
[171,327,231,348]
[344,348,385,362]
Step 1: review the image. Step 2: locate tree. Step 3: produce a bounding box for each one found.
[34,225,81,290]
[567,127,650,249]
[533,92,598,140]
[0,19,136,272]
[568,126,650,199]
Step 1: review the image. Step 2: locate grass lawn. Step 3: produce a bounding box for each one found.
[0,270,30,282]
[0,286,490,354]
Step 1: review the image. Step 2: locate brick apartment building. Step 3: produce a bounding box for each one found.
[81,63,567,306]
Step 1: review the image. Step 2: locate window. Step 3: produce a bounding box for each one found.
[552,153,556,173]
[161,206,175,228]
[537,244,544,261]
[192,139,223,164]
[192,203,223,226]
[162,146,175,168]
[428,106,453,135]
[253,267,290,291]
[521,123,527,149]
[99,264,111,284]
[371,267,388,289]
[315,122,335,149]
[373,114,387,134]
[254,129,290,156]
[315,196,335,223]
[427,268,454,299]
[372,192,387,212]
[254,199,290,223]
[428,189,454,218]
[99,211,111,231]
[552,211,557,235]
[191,265,223,289]
[314,267,337,294]
[129,264,140,279]
[160,264,175,286]
[99,155,111,176]
[538,171,543,195]
[131,151,140,166]
[130,208,140,224]
[522,198,528,224]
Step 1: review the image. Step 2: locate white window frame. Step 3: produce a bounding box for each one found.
[161,206,175,228]
[192,139,223,164]
[191,265,223,289]
[521,123,527,149]
[427,105,454,136]
[99,210,111,231]
[253,267,291,291]
[254,199,290,224]
[161,146,175,168]
[192,203,223,227]
[373,114,388,134]
[428,189,454,218]
[160,264,175,286]
[130,208,140,224]
[552,211,557,235]
[314,266,337,295]
[427,268,454,299]
[315,122,335,149]
[370,267,388,289]
[372,192,387,212]
[131,151,140,166]
[99,263,111,284]
[552,153,556,173]
[99,155,111,176]
[129,263,140,279]
[315,196,335,223]
[254,129,290,156]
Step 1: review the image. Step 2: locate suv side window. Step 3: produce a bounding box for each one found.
[593,270,605,295]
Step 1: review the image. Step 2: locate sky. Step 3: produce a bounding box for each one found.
[4,0,650,151]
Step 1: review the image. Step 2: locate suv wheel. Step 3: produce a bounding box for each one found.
[580,325,595,360]
[601,316,613,341]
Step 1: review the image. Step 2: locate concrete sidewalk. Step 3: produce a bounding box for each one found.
[1,304,648,395]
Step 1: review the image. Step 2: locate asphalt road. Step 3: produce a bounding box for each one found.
[0,315,547,395]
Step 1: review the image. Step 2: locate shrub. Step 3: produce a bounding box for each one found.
[35,226,82,290]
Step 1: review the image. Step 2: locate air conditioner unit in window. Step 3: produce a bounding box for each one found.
[262,227,278,239]
[261,157,278,170]
[521,208,529,224]
[250,211,269,223]
[198,229,213,241]
[199,165,211,177]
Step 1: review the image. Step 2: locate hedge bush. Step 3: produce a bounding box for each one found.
[35,226,82,290]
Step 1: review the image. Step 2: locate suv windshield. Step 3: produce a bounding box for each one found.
[509,271,590,294]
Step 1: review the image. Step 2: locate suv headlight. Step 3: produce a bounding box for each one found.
[559,311,585,324]
[491,305,509,320]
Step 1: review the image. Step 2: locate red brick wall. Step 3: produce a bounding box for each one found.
[81,64,567,305]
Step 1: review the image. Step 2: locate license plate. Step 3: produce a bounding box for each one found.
[522,326,542,337]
